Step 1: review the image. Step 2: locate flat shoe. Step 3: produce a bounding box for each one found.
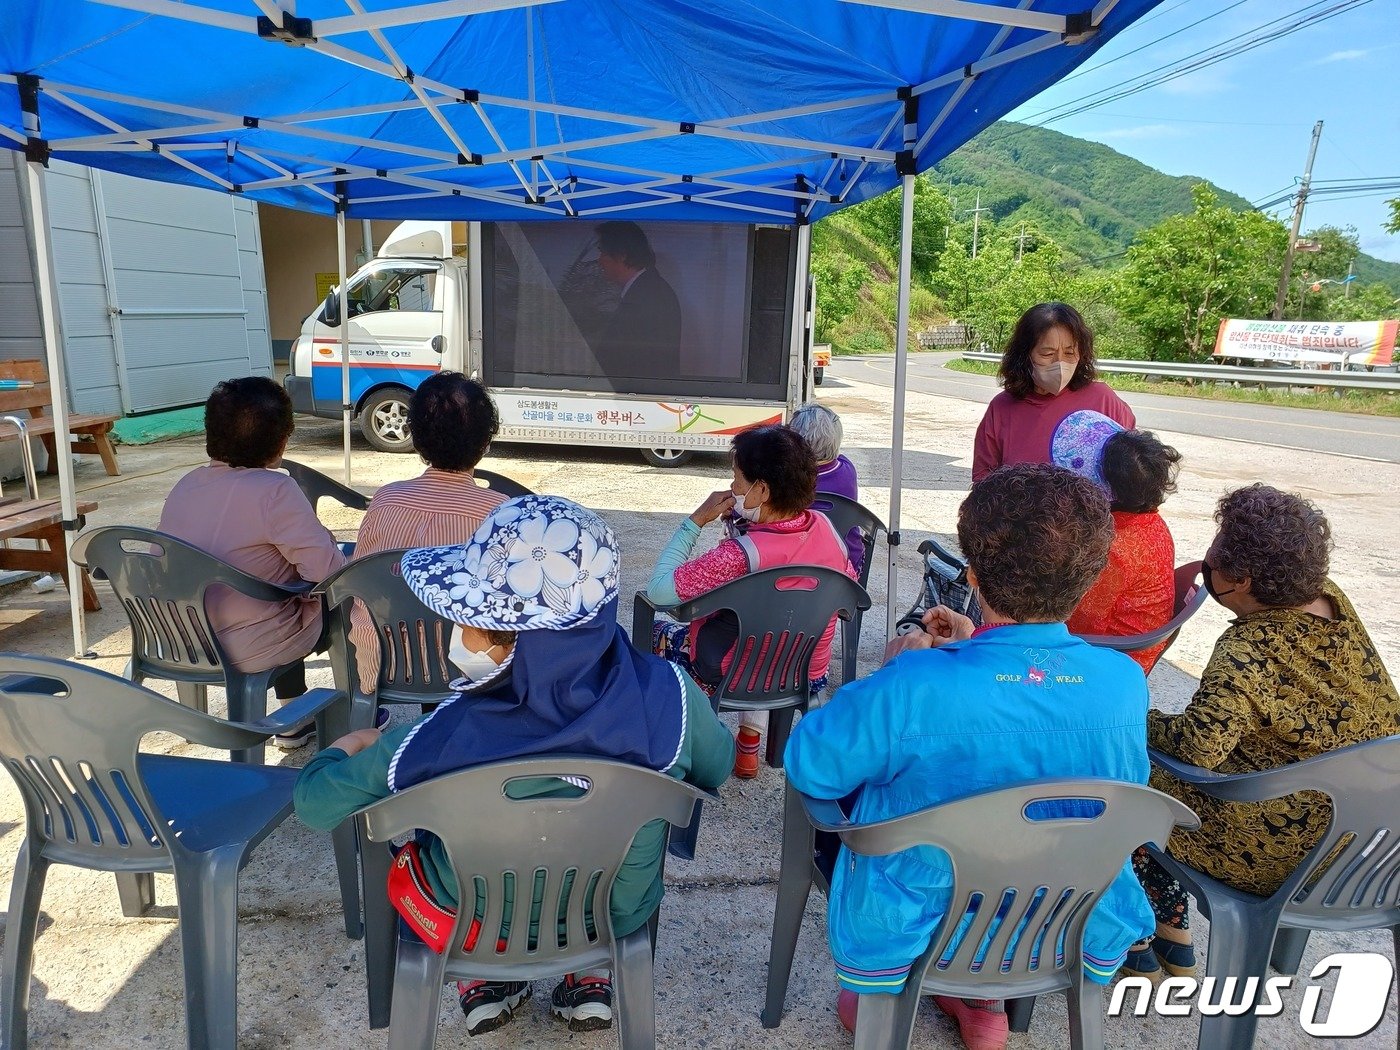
[933,996,1008,1050]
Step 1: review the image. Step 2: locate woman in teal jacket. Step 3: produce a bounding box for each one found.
[786,465,1155,1050]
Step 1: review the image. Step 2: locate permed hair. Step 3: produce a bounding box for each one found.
[1102,429,1181,514]
[998,302,1098,401]
[1212,484,1332,607]
[595,220,655,270]
[205,376,294,469]
[408,372,500,472]
[788,402,844,463]
[731,424,817,518]
[958,464,1113,622]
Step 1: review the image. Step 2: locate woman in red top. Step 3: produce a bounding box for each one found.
[972,302,1135,482]
[1053,410,1181,673]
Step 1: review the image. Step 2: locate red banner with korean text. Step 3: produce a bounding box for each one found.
[1213,318,1397,366]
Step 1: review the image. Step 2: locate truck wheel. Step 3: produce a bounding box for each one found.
[814,366,825,386]
[641,448,694,468]
[360,387,414,453]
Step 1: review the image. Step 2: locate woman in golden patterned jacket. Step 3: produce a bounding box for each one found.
[1124,483,1400,979]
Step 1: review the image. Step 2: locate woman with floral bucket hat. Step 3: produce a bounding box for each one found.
[294,495,734,1036]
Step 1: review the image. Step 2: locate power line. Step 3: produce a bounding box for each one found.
[1053,0,1253,87]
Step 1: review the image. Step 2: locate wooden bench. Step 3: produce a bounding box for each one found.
[0,359,120,476]
[0,497,101,611]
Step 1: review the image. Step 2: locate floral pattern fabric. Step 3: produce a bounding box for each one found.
[401,495,620,632]
[1148,579,1400,896]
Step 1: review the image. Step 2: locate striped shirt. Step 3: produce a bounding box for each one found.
[350,468,508,691]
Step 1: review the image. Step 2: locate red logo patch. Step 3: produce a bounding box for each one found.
[1026,667,1046,685]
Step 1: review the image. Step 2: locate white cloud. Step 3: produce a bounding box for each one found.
[1095,124,1185,141]
[1308,48,1372,66]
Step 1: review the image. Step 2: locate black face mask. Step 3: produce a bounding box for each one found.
[1202,561,1237,602]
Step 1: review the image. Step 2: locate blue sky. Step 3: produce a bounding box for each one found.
[1005,0,1400,263]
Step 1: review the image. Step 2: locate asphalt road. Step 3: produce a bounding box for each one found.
[835,353,1400,464]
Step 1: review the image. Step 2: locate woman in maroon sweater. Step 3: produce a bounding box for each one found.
[972,302,1135,482]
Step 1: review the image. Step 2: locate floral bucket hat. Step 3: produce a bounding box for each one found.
[401,494,620,631]
[1050,409,1125,496]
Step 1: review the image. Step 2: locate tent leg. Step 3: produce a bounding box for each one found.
[337,206,352,485]
[25,155,88,660]
[885,170,915,640]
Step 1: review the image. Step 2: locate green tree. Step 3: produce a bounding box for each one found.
[1116,185,1287,360]
[845,175,951,282]
[1384,197,1400,235]
[936,223,1075,350]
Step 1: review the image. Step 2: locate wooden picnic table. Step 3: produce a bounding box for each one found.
[0,498,101,611]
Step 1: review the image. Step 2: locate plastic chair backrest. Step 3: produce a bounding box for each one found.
[318,549,458,702]
[810,493,885,589]
[281,458,370,512]
[358,757,705,979]
[472,469,534,499]
[816,779,1197,996]
[1170,735,1400,929]
[671,565,870,708]
[72,525,307,684]
[0,654,270,868]
[1078,561,1207,670]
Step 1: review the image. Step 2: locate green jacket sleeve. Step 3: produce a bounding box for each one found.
[293,723,417,830]
[645,519,702,606]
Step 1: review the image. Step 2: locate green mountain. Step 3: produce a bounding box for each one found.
[933,121,1400,293]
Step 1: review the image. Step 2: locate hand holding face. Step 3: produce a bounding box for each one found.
[690,489,736,528]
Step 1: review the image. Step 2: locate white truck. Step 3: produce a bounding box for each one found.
[284,219,817,466]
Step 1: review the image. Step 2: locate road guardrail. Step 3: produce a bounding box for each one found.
[961,351,1400,392]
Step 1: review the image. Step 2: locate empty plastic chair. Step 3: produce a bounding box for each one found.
[634,564,870,860]
[1077,561,1207,675]
[356,757,707,1046]
[472,469,534,499]
[72,525,324,765]
[282,457,370,513]
[810,493,886,685]
[1147,736,1400,1050]
[0,655,354,1050]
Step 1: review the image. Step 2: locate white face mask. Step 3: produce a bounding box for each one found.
[733,484,764,523]
[1033,360,1075,395]
[449,627,505,683]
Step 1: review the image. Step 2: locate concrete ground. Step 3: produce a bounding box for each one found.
[0,361,1395,1048]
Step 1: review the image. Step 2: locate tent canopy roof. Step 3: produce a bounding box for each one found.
[2,0,1157,223]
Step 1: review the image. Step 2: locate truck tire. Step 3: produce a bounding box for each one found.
[360,387,414,453]
[641,447,694,468]
[814,366,825,386]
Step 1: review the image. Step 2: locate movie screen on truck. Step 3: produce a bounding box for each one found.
[482,221,795,400]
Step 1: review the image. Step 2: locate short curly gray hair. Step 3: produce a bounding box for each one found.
[1212,484,1332,607]
[788,402,843,463]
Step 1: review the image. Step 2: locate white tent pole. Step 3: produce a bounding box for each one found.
[20,88,88,657]
[336,203,352,484]
[886,169,914,639]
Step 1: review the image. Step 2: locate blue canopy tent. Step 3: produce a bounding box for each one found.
[1,0,1162,654]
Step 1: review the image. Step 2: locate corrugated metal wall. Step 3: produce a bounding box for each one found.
[0,152,44,364]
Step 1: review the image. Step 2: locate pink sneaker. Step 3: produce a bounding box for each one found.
[837,989,859,1033]
[933,996,1009,1050]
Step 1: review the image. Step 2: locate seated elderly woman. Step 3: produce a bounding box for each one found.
[1052,410,1181,672]
[294,495,733,1037]
[790,401,864,576]
[786,465,1154,1050]
[158,376,344,748]
[1127,484,1400,978]
[348,371,507,692]
[648,424,855,780]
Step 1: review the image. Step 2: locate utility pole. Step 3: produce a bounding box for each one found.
[1017,222,1027,262]
[1345,258,1354,298]
[970,190,985,259]
[1272,120,1323,320]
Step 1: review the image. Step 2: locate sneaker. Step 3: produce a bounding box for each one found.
[734,727,761,780]
[1120,940,1162,979]
[1151,935,1197,976]
[550,973,613,1032]
[933,996,1009,1050]
[374,706,391,730]
[457,980,530,1036]
[273,720,315,750]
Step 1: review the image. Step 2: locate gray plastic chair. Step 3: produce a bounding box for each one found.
[1077,562,1207,675]
[810,493,886,684]
[633,564,870,860]
[282,457,371,513]
[764,779,1198,1048]
[317,548,458,731]
[356,757,708,1046]
[72,525,323,765]
[0,654,354,1050]
[473,469,534,499]
[1147,736,1400,1050]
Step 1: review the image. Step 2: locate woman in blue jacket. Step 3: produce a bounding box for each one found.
[786,464,1155,1050]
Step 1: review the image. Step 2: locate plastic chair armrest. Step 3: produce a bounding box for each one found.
[1148,746,1305,803]
[632,590,673,643]
[799,793,855,833]
[241,687,348,737]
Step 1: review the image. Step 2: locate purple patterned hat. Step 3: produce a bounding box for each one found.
[1050,410,1125,496]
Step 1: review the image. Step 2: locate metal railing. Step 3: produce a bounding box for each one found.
[961,351,1400,392]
